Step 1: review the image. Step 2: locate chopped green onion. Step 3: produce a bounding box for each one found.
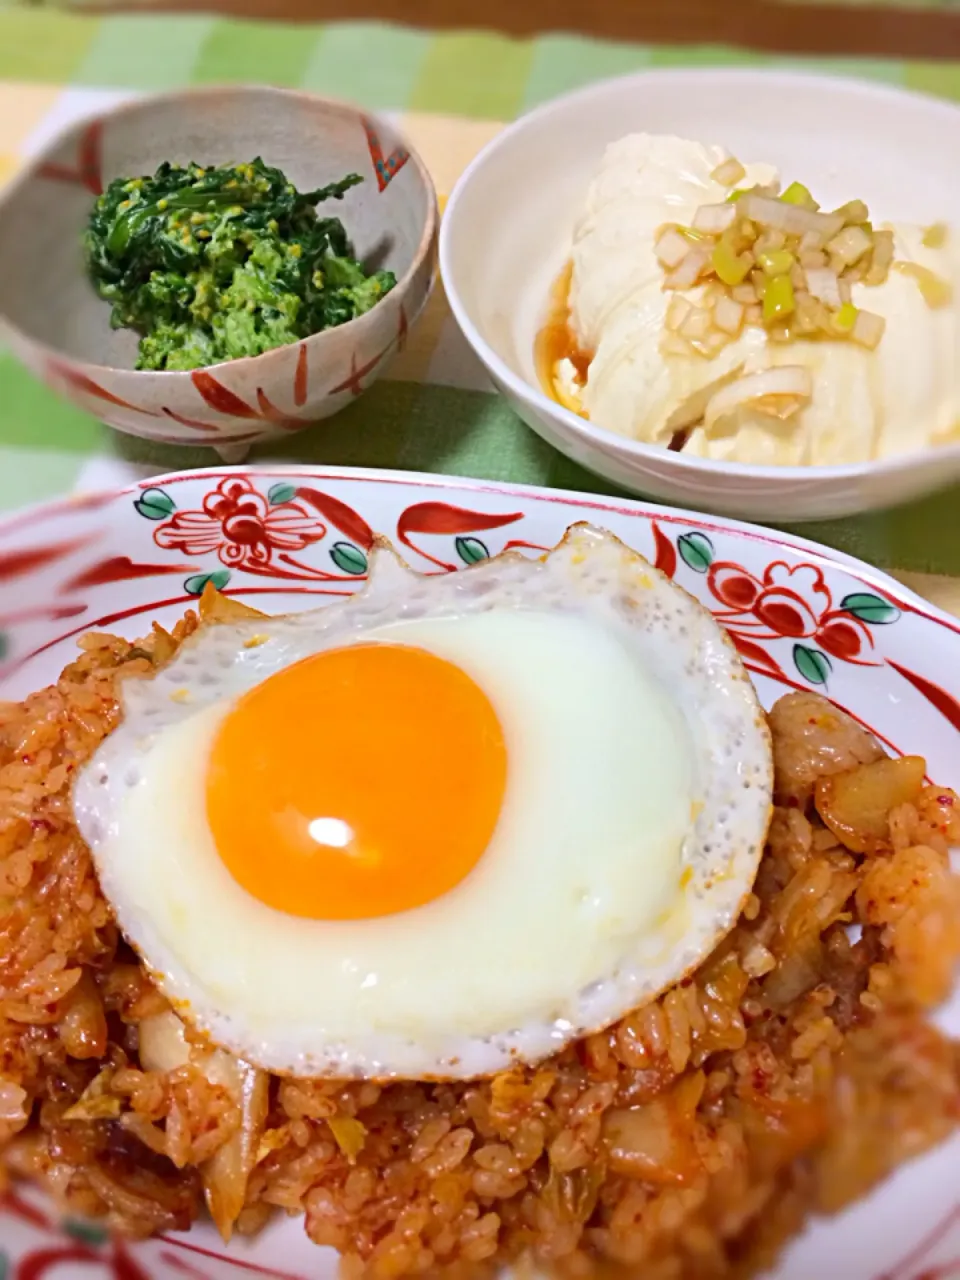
[758,249,795,277]
[763,274,795,323]
[780,182,818,210]
[831,302,859,333]
[712,240,752,286]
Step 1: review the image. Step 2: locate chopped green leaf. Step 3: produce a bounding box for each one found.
[781,181,818,210]
[85,159,394,372]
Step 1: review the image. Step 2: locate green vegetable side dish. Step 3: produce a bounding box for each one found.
[84,158,397,372]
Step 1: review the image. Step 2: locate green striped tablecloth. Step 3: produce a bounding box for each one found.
[1,6,959,595]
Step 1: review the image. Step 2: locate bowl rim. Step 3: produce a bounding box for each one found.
[0,82,439,380]
[439,65,960,482]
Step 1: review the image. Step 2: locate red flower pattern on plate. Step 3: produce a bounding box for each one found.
[154,477,327,572]
[708,559,882,664]
[655,525,901,687]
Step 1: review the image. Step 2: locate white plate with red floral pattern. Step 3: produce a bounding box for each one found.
[0,465,958,1280]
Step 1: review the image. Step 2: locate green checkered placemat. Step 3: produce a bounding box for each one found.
[0,9,959,579]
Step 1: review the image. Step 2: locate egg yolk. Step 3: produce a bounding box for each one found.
[206,643,507,920]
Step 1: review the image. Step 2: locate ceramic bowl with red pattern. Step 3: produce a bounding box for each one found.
[0,87,437,461]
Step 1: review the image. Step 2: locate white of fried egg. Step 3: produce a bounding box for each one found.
[73,524,772,1080]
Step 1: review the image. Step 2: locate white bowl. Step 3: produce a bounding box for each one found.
[440,69,960,522]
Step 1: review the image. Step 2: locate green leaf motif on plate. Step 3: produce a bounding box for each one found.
[184,569,232,596]
[839,592,901,625]
[134,487,176,520]
[64,1217,109,1246]
[455,536,489,565]
[0,1250,8,1280]
[268,482,298,506]
[677,531,714,574]
[330,542,368,576]
[0,633,8,663]
[794,643,832,686]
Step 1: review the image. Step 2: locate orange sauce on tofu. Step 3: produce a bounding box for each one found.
[534,262,593,413]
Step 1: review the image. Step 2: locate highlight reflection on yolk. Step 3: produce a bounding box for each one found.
[206,644,507,920]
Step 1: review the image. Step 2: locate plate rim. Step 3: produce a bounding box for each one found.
[2,462,957,640]
[1,460,960,1279]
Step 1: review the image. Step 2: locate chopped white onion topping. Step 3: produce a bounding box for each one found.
[655,226,693,269]
[665,295,694,331]
[660,332,693,357]
[711,156,747,187]
[713,295,745,336]
[805,267,843,309]
[680,306,712,341]
[692,202,737,235]
[665,247,710,290]
[740,194,843,244]
[827,224,873,268]
[651,176,905,392]
[851,310,886,350]
[704,367,813,432]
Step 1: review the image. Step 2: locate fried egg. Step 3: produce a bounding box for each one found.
[73,524,772,1080]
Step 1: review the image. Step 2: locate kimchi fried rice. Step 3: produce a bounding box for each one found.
[1,599,959,1279]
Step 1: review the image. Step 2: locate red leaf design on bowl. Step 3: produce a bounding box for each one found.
[364,118,411,192]
[161,408,223,434]
[397,504,525,570]
[255,389,309,432]
[189,368,312,434]
[191,372,260,419]
[48,361,151,415]
[328,346,390,398]
[296,489,374,550]
[37,119,103,195]
[294,345,308,407]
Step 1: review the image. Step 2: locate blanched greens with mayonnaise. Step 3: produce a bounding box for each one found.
[84,158,396,371]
